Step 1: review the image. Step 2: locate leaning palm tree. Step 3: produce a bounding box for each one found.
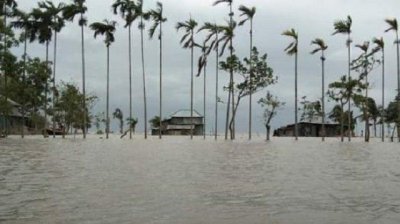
[238,4,256,140]
[111,0,140,140]
[31,6,54,137]
[1,0,18,136]
[282,28,299,140]
[198,22,222,140]
[333,15,352,141]
[385,18,400,142]
[372,37,385,141]
[63,0,88,138]
[213,0,235,139]
[39,0,66,139]
[148,1,167,139]
[90,20,117,139]
[11,9,36,138]
[310,38,328,141]
[176,18,198,139]
[217,20,236,139]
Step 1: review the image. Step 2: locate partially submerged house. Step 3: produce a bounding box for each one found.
[152,109,204,136]
[0,97,26,134]
[274,117,342,137]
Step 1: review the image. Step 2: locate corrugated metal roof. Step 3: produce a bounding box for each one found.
[167,125,195,130]
[170,109,203,118]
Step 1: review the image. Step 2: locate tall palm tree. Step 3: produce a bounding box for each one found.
[148,1,167,139]
[310,38,328,141]
[90,20,116,139]
[217,20,236,139]
[198,22,222,140]
[63,0,88,138]
[31,7,54,137]
[238,4,256,140]
[385,18,400,142]
[213,0,235,140]
[1,0,18,136]
[196,43,209,139]
[39,1,65,139]
[111,0,139,140]
[372,37,385,141]
[282,28,299,140]
[333,15,352,141]
[11,9,36,138]
[176,18,198,139]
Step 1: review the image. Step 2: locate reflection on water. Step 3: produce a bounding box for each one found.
[0,136,400,224]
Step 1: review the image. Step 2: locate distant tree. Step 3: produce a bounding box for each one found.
[385,95,400,141]
[258,92,284,141]
[149,116,160,128]
[299,96,321,122]
[121,117,138,138]
[113,108,124,134]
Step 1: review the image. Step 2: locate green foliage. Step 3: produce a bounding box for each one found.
[299,96,321,122]
[258,92,285,126]
[113,108,124,134]
[90,20,117,47]
[149,116,160,128]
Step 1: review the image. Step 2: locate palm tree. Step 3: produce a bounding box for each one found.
[90,20,117,139]
[176,18,198,139]
[310,38,328,141]
[31,6,54,137]
[1,0,18,136]
[372,37,385,141]
[238,4,256,140]
[111,0,140,140]
[333,15,352,141]
[385,18,400,142]
[198,22,222,140]
[196,43,209,139]
[63,0,88,138]
[11,9,35,138]
[39,1,66,139]
[213,0,235,140]
[148,1,167,139]
[282,28,299,140]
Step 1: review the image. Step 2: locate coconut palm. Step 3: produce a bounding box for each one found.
[372,37,385,141]
[196,43,209,139]
[176,18,198,139]
[238,4,256,140]
[282,28,299,140]
[217,20,236,139]
[11,9,36,138]
[1,0,18,136]
[89,20,117,139]
[310,38,328,141]
[148,1,167,139]
[31,7,54,137]
[333,15,352,141]
[63,0,88,138]
[111,0,140,139]
[39,1,66,138]
[213,0,235,139]
[385,18,400,142]
[198,22,222,140]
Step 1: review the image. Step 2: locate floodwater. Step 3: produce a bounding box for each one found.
[1,135,400,224]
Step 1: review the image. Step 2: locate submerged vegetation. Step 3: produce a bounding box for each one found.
[0,0,399,143]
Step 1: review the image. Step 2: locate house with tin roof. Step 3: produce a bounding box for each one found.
[152,109,204,136]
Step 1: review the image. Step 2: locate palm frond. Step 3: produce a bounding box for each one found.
[310,38,327,55]
[384,18,398,32]
[332,15,352,35]
[213,0,232,6]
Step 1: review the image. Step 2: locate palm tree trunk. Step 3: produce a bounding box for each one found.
[215,35,219,140]
[2,6,7,136]
[106,45,110,139]
[52,31,58,139]
[203,57,207,139]
[365,74,369,142]
[381,49,385,142]
[190,31,194,139]
[248,19,253,140]
[321,52,326,141]
[44,40,50,137]
[229,3,235,140]
[294,52,298,140]
[341,102,344,142]
[128,24,133,139]
[159,23,163,139]
[81,14,87,139]
[21,32,27,138]
[347,35,352,142]
[140,17,148,139]
[396,32,400,142]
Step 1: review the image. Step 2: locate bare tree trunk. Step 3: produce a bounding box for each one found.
[215,35,219,140]
[140,17,148,139]
[106,46,110,139]
[266,125,270,141]
[159,22,163,139]
[128,25,133,139]
[347,34,352,142]
[44,41,50,138]
[190,30,194,139]
[81,14,87,139]
[294,52,298,140]
[203,56,206,139]
[21,32,27,138]
[321,52,326,141]
[52,31,58,139]
[248,20,253,140]
[381,48,385,142]
[340,103,344,142]
[396,32,400,142]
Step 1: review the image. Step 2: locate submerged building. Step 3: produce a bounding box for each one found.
[152,109,204,136]
[274,117,342,137]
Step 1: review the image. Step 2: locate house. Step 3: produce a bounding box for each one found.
[0,96,26,134]
[274,117,343,137]
[152,109,204,136]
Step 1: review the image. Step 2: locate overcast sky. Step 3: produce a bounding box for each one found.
[13,0,400,135]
